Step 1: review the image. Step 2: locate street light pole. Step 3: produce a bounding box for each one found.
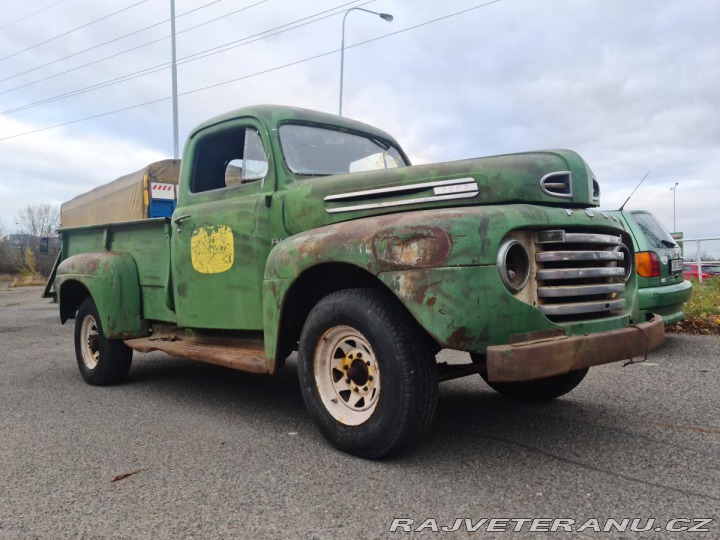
[671,182,679,232]
[170,0,179,160]
[339,7,393,116]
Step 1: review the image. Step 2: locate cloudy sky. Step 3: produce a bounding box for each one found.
[0,0,718,246]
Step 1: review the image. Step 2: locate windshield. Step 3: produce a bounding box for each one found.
[278,124,407,176]
[631,212,677,249]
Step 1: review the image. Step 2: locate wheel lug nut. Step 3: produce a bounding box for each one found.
[343,365,348,371]
[368,376,373,381]
[365,361,371,366]
[363,386,368,391]
[345,378,350,384]
[357,352,362,358]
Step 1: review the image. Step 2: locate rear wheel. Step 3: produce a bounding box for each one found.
[74,297,132,386]
[473,354,587,401]
[298,288,438,459]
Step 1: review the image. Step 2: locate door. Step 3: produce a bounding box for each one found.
[171,119,273,330]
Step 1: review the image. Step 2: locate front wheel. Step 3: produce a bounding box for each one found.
[74,297,133,386]
[473,354,588,401]
[298,288,438,459]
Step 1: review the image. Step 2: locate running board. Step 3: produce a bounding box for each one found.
[124,334,268,374]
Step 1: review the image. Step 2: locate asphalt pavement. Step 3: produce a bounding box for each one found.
[1,286,718,539]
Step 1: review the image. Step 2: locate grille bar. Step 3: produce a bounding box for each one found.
[539,299,626,316]
[563,232,621,245]
[537,267,625,280]
[536,250,624,263]
[538,283,625,298]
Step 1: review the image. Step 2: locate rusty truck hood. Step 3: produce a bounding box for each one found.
[282,149,599,235]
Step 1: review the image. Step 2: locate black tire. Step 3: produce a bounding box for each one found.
[298,288,438,459]
[473,354,588,401]
[74,297,132,386]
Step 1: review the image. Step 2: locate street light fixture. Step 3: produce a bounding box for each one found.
[671,182,679,232]
[339,7,393,116]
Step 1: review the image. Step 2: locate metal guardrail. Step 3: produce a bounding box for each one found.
[676,237,720,283]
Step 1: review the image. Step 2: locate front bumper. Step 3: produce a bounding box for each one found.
[486,315,665,382]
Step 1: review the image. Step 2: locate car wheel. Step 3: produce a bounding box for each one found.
[74,297,132,386]
[298,288,438,459]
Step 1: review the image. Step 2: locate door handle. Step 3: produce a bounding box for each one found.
[173,214,191,231]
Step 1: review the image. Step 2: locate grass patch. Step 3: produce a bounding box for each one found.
[671,278,720,334]
[0,274,17,282]
[10,275,47,287]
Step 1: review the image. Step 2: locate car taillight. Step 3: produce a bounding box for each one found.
[636,251,660,277]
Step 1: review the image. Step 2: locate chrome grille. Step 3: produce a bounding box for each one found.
[535,229,627,321]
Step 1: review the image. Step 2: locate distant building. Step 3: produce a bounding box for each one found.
[8,234,35,250]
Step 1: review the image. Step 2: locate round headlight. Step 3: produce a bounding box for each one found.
[497,238,530,293]
[614,244,632,282]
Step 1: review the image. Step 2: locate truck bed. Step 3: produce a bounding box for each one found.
[60,218,176,324]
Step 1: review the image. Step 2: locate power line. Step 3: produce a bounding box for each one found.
[0,0,69,31]
[0,0,268,96]
[0,0,224,85]
[0,0,148,63]
[0,0,362,102]
[0,0,503,142]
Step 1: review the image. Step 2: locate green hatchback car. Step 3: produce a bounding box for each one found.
[609,210,692,324]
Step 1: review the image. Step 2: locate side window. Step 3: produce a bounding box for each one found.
[192,127,268,193]
[241,129,269,182]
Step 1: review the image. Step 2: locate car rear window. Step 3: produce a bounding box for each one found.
[631,212,677,249]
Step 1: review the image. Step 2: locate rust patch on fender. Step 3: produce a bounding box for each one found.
[372,225,452,269]
[447,326,473,349]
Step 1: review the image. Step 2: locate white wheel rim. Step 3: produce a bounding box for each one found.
[80,314,100,370]
[314,325,381,426]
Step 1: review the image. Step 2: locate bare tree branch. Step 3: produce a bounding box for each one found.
[15,203,60,238]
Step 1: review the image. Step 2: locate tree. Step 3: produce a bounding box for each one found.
[0,219,20,273]
[15,203,60,238]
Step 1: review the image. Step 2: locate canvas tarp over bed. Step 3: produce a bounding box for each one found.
[60,160,181,228]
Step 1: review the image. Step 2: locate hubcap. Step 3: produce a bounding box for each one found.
[314,326,380,426]
[80,314,100,370]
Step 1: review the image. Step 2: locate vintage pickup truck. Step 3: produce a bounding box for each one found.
[51,105,665,458]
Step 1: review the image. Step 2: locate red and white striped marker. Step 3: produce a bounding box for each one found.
[150,182,176,200]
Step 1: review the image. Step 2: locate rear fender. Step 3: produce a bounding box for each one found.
[56,252,142,338]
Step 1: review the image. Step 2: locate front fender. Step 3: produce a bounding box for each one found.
[263,213,458,362]
[56,252,142,338]
[265,212,460,281]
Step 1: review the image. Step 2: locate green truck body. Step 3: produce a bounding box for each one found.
[54,105,665,458]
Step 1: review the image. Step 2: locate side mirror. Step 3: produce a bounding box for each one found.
[40,237,49,254]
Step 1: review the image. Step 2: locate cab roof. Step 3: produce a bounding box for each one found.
[187,104,400,145]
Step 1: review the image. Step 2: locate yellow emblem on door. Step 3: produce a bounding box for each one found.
[191,225,234,274]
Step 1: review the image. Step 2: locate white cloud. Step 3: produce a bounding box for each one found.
[0,0,717,241]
